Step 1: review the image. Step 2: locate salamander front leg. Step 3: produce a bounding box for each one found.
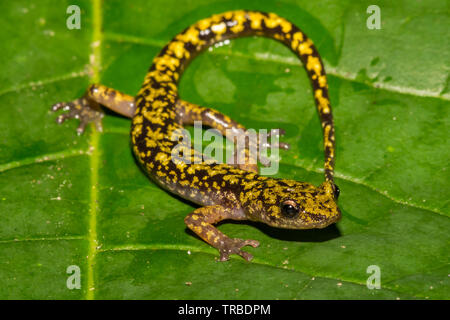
[184,205,260,261]
[51,84,135,135]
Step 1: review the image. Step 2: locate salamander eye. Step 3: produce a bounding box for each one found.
[333,184,340,199]
[281,201,299,218]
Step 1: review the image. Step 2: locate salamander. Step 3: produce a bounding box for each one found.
[51,10,341,261]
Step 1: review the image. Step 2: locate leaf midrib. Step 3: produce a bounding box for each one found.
[85,0,102,301]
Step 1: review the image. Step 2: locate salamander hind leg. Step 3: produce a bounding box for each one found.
[176,99,290,173]
[184,205,260,261]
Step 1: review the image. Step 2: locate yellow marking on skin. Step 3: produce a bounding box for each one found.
[243,180,259,190]
[155,152,170,164]
[273,33,284,41]
[186,166,196,175]
[134,115,143,124]
[324,125,331,141]
[234,10,247,23]
[146,128,164,141]
[211,22,227,35]
[298,39,313,55]
[193,226,203,235]
[230,10,246,33]
[248,11,264,29]
[306,55,322,76]
[223,175,239,184]
[197,18,211,30]
[318,75,327,88]
[176,27,202,45]
[261,13,292,33]
[210,13,224,23]
[230,23,244,33]
[206,230,215,241]
[314,89,330,114]
[175,161,187,171]
[153,55,180,71]
[168,41,189,59]
[270,206,281,218]
[279,19,292,33]
[224,11,233,19]
[143,111,164,126]
[132,124,142,137]
[156,170,166,177]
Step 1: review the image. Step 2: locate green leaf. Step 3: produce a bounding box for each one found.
[0,0,448,299]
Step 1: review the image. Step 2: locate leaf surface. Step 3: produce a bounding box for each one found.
[0,0,448,299]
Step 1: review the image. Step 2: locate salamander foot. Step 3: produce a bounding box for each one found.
[218,238,260,262]
[51,97,104,135]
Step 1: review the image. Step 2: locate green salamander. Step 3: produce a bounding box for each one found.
[52,10,341,261]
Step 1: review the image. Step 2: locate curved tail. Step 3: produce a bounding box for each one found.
[138,10,336,183]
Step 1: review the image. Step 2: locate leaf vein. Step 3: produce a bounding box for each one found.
[0,70,88,98]
[0,149,87,173]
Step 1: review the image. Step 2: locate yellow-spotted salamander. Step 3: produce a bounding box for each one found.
[52,10,341,261]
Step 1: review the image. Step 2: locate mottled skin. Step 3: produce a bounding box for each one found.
[52,10,341,261]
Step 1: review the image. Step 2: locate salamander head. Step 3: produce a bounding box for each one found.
[242,179,341,229]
